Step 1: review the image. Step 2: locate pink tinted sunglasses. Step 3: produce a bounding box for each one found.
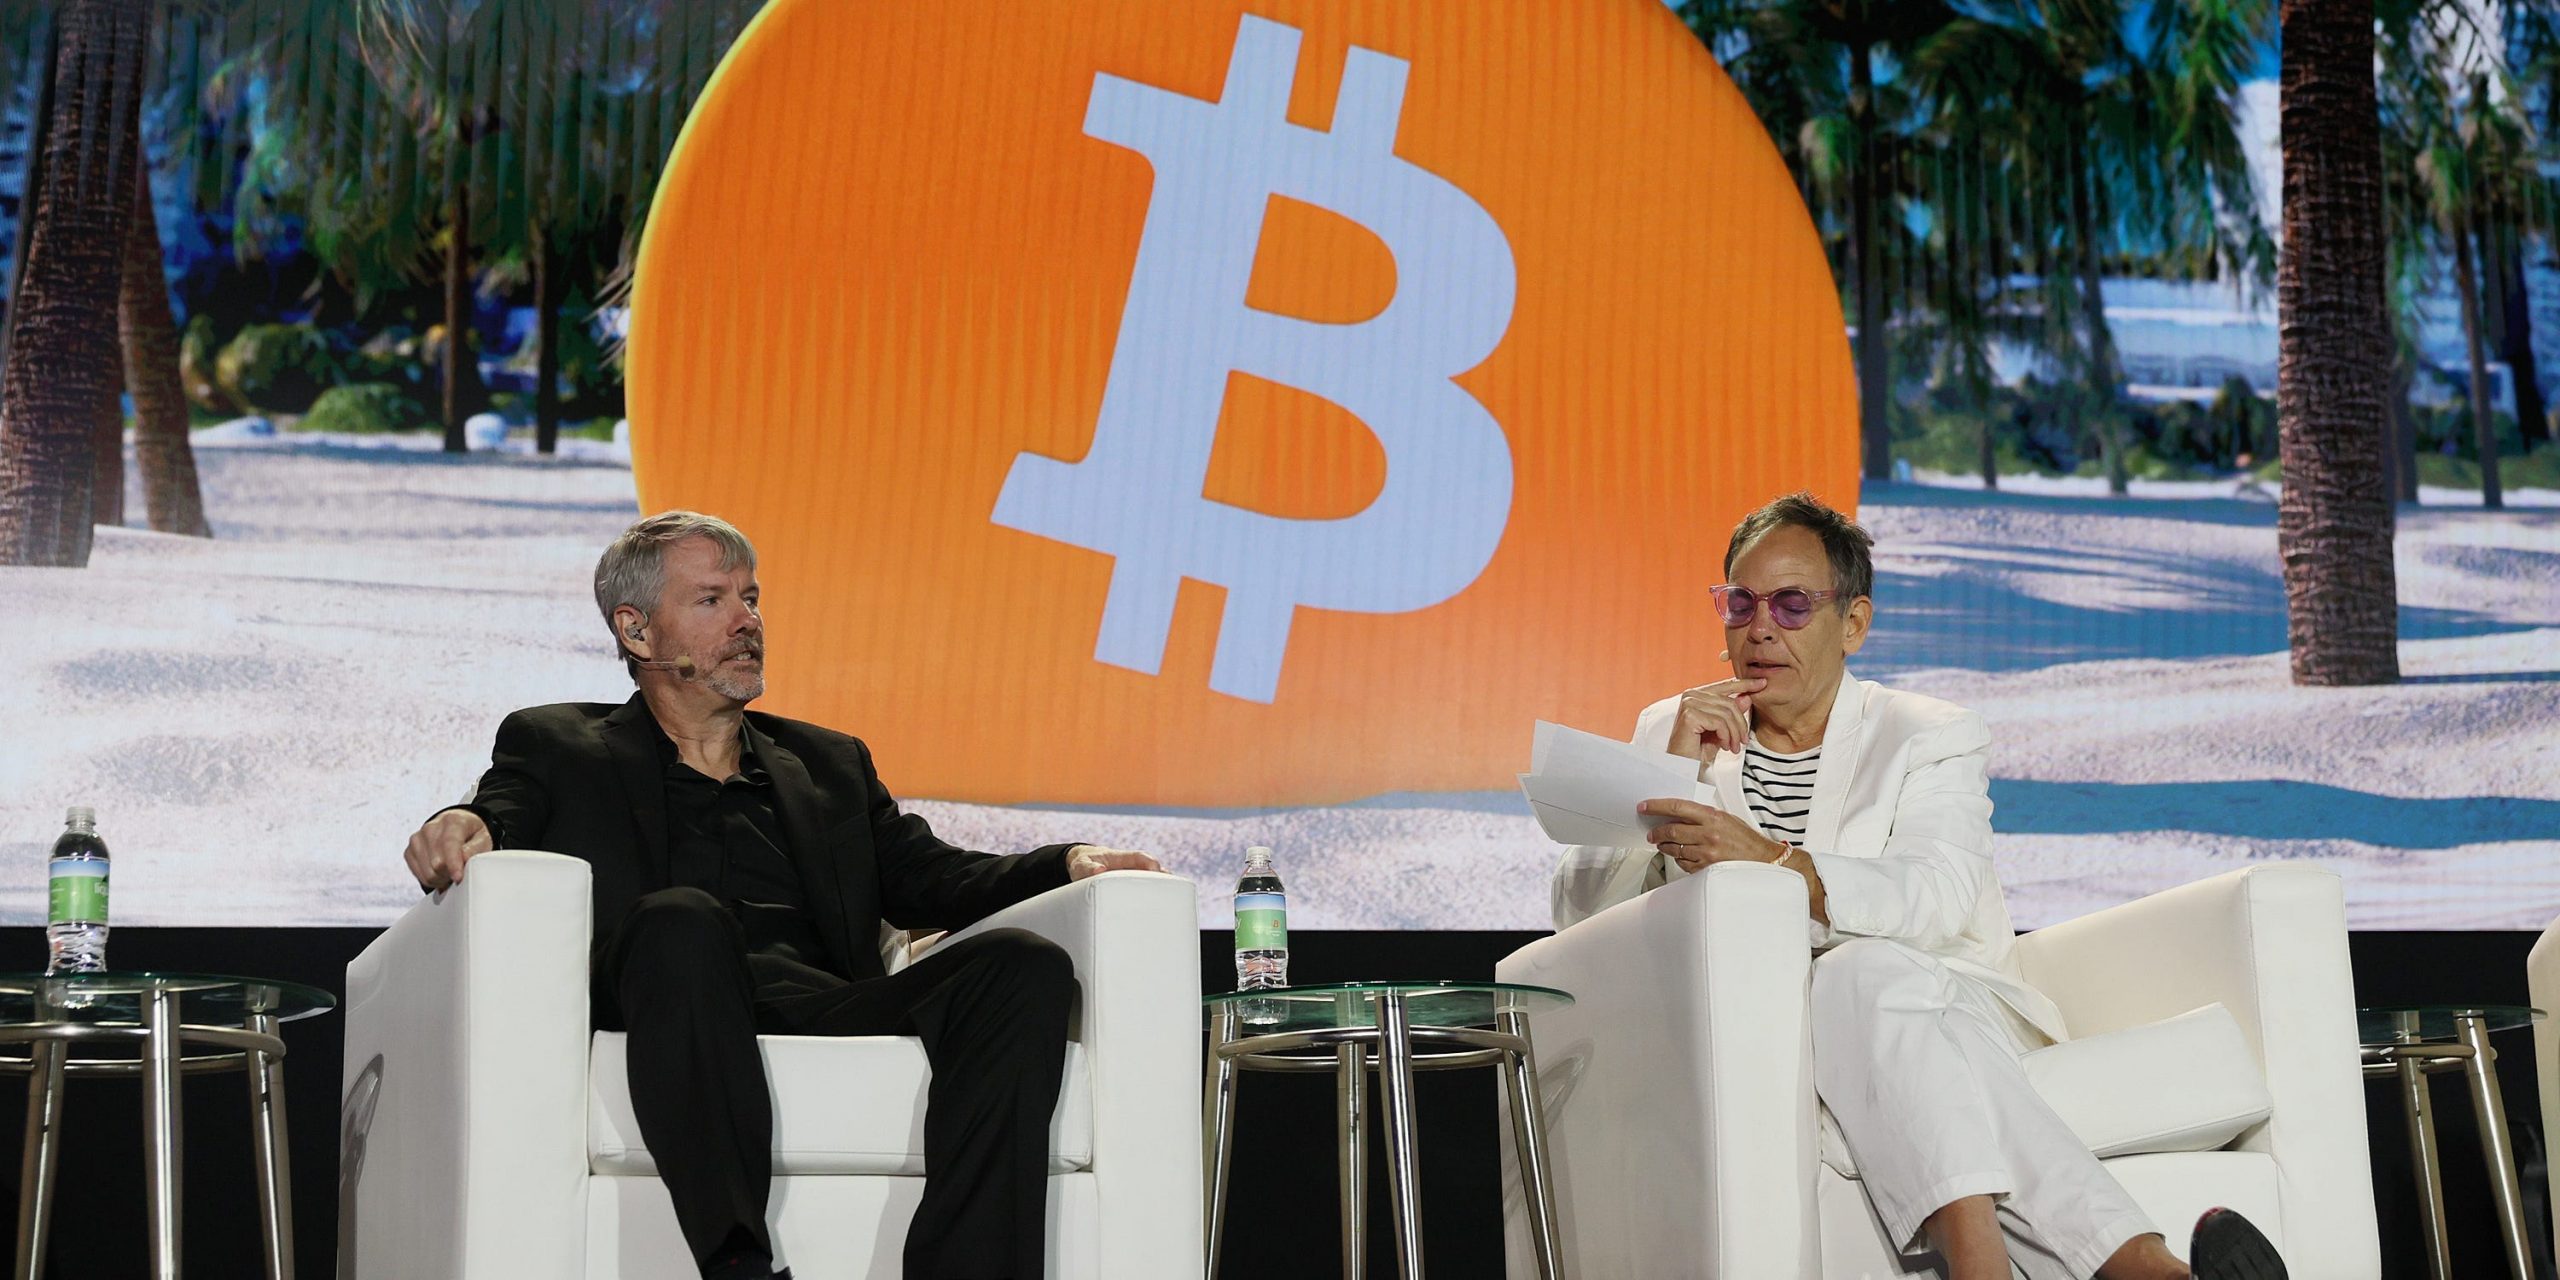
[1709,584,1838,629]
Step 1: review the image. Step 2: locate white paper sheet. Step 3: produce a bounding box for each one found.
[1517,720,1702,848]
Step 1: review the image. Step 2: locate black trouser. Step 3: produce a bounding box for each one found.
[594,887,1074,1280]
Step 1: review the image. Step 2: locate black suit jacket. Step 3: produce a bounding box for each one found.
[446,695,1074,982]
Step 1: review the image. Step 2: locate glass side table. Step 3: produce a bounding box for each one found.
[2357,1004,2544,1280]
[1202,981,1574,1280]
[0,972,336,1280]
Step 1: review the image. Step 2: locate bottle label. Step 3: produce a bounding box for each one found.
[1235,891,1286,950]
[49,860,108,925]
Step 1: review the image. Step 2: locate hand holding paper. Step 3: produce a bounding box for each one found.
[1517,720,1703,848]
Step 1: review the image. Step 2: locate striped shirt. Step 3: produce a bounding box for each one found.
[1742,742,1821,847]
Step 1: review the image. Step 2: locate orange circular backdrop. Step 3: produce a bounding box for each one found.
[628,0,1855,805]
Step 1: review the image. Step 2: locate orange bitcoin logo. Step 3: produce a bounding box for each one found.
[627,0,1856,805]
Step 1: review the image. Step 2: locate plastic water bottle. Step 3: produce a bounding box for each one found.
[47,807,110,975]
[1234,846,1288,991]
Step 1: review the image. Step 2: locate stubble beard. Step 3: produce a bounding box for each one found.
[703,640,766,703]
[706,668,765,703]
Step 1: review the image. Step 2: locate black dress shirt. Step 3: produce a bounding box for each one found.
[654,724,832,970]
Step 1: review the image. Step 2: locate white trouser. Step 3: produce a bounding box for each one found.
[1811,938,2156,1280]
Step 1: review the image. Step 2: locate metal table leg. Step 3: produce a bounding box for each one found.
[143,986,184,1280]
[2397,1046,2451,1280]
[1499,1009,1565,1280]
[247,1013,294,1280]
[1337,1041,1367,1280]
[13,1039,66,1280]
[1203,1008,1239,1280]
[1374,992,1425,1280]
[2455,1014,2536,1280]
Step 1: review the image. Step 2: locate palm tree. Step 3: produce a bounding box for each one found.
[1682,0,1958,482]
[0,0,149,567]
[2437,81,2502,509]
[2276,0,2400,685]
[1690,1,2270,491]
[1914,0,2271,494]
[122,131,207,536]
[1,4,208,540]
[0,6,58,354]
[2376,2,2442,507]
[1912,4,2131,490]
[2411,71,2512,509]
[2380,269,2426,504]
[2481,200,2547,453]
[88,372,122,526]
[2376,2,2559,510]
[209,0,762,452]
[2452,80,2553,505]
[2493,0,2558,450]
[335,0,501,451]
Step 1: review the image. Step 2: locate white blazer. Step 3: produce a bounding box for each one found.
[1549,671,2067,1042]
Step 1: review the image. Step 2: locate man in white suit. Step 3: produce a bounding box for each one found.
[1551,493,2284,1280]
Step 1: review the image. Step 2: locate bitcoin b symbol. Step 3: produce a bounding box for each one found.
[991,15,1518,703]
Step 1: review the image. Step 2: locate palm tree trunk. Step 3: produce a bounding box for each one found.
[2387,345,2419,504]
[1848,41,1890,482]
[534,228,562,455]
[0,0,148,568]
[89,388,122,526]
[2486,224,2547,449]
[1,12,58,380]
[1979,411,1997,489]
[2066,121,2127,495]
[442,170,476,453]
[2450,214,2502,510]
[120,152,208,536]
[2276,0,2399,685]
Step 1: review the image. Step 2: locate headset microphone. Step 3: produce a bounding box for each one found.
[620,625,696,676]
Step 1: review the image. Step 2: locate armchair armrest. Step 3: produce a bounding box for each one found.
[918,870,1202,1280]
[1496,861,1818,1280]
[2011,864,2376,1278]
[342,851,594,1280]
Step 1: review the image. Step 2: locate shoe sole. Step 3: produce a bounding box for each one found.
[2192,1212,2288,1280]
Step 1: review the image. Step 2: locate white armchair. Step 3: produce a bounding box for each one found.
[339,851,1202,1280]
[1495,861,2379,1279]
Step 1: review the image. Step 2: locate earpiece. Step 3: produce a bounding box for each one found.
[618,618,692,674]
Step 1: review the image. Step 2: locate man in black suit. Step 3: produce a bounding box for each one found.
[401,511,1162,1280]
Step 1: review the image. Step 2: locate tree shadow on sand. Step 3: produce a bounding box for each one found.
[1855,492,2529,673]
[1989,778,2560,849]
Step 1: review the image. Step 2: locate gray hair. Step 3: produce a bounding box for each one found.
[1723,491,1873,607]
[595,511,758,678]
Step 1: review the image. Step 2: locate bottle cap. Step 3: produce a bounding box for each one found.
[64,806,95,831]
[1244,845,1274,865]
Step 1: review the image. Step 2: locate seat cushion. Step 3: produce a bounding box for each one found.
[1820,1003,2271,1178]
[589,1032,1093,1176]
[586,1172,1104,1280]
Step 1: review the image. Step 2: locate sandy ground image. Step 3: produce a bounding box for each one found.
[4,435,2555,931]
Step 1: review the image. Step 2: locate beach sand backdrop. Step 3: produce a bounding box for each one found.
[5,435,2553,930]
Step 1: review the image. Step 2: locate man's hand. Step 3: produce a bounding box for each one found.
[1066,844,1163,880]
[405,809,493,891]
[1665,674,1766,763]
[1637,797,1785,873]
